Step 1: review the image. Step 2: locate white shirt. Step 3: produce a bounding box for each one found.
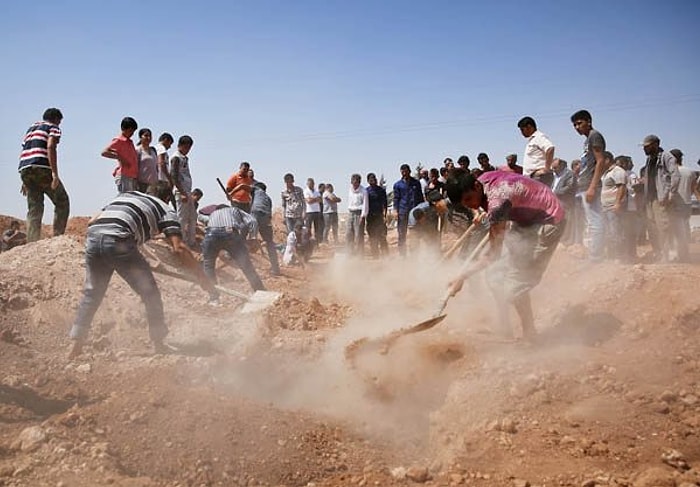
[303,187,321,213]
[347,184,369,218]
[282,231,297,266]
[155,143,170,182]
[523,130,555,176]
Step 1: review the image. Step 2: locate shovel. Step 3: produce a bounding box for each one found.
[142,245,280,313]
[345,232,490,363]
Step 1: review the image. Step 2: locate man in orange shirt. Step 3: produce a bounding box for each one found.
[226,161,254,213]
[101,117,139,193]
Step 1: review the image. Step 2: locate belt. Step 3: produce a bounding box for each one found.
[349,209,362,214]
[206,226,239,234]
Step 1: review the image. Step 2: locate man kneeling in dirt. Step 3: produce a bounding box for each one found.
[69,192,211,357]
[445,169,565,341]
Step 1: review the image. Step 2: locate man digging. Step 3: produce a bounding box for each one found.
[444,168,565,341]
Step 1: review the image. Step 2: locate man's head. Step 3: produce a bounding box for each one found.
[121,117,138,138]
[552,158,567,174]
[318,183,326,193]
[477,153,490,168]
[326,183,334,192]
[419,168,429,180]
[571,159,581,175]
[239,161,250,175]
[602,151,615,170]
[571,109,593,136]
[177,135,193,155]
[429,167,439,181]
[506,154,518,167]
[614,155,632,171]
[191,188,203,202]
[306,177,315,189]
[456,155,470,169]
[367,172,378,186]
[254,181,267,192]
[517,116,537,138]
[351,173,361,189]
[400,164,411,179]
[248,168,255,179]
[443,157,453,167]
[669,149,683,165]
[445,168,484,212]
[284,173,295,188]
[641,134,660,156]
[158,132,174,149]
[43,108,63,125]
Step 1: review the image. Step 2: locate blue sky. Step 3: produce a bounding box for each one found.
[1,0,699,220]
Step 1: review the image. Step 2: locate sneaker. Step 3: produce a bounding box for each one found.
[207,298,222,307]
[153,341,179,355]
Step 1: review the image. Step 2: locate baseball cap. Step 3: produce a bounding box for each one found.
[641,134,660,146]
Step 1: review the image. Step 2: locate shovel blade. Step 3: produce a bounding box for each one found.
[403,314,447,334]
[239,290,281,314]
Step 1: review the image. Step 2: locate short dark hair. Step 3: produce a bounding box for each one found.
[444,168,478,207]
[43,108,63,124]
[192,188,203,197]
[603,151,614,162]
[138,128,152,139]
[400,164,411,172]
[570,109,592,123]
[367,172,377,180]
[477,153,489,160]
[158,132,174,144]
[240,161,250,169]
[456,155,470,168]
[255,181,267,191]
[517,116,537,129]
[121,117,138,131]
[351,173,361,183]
[443,157,453,165]
[284,173,294,182]
[178,135,193,146]
[555,159,568,169]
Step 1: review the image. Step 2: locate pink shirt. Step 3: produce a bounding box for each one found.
[108,135,138,179]
[479,171,564,226]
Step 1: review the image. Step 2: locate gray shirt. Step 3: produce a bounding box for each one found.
[170,151,192,194]
[323,190,338,213]
[137,145,158,185]
[577,128,606,193]
[677,166,698,205]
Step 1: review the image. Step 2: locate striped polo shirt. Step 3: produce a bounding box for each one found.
[88,192,182,245]
[19,121,61,171]
[207,206,258,238]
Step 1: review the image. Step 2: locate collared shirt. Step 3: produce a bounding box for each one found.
[479,171,564,226]
[347,184,369,217]
[88,191,181,245]
[392,177,424,215]
[281,185,305,218]
[107,135,139,179]
[19,121,61,171]
[523,130,555,176]
[250,188,272,216]
[155,143,170,182]
[303,187,322,213]
[366,184,388,216]
[207,206,258,238]
[170,151,192,193]
[226,171,253,204]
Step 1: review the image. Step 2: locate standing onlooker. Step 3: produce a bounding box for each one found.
[425,168,444,197]
[280,173,305,233]
[456,155,470,170]
[518,116,556,186]
[500,154,524,174]
[317,183,326,241]
[171,135,197,249]
[303,178,323,243]
[600,151,627,260]
[366,172,389,257]
[418,168,429,194]
[226,162,254,213]
[443,158,454,171]
[393,164,424,256]
[617,156,643,262]
[102,117,139,193]
[136,128,158,194]
[476,153,496,173]
[570,159,585,245]
[346,174,368,255]
[669,149,695,262]
[154,133,174,205]
[18,108,70,242]
[640,135,681,262]
[571,109,606,262]
[322,183,341,244]
[551,159,576,245]
[251,182,281,276]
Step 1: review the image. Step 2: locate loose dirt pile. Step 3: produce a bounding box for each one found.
[0,215,699,487]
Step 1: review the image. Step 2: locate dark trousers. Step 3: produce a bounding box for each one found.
[70,232,166,343]
[20,166,70,242]
[397,212,410,255]
[253,212,280,275]
[366,213,388,256]
[305,212,323,242]
[202,228,265,299]
[323,213,339,243]
[530,171,554,187]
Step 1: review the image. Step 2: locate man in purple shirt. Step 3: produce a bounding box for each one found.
[445,169,565,341]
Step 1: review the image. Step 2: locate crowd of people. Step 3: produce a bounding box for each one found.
[12,107,699,353]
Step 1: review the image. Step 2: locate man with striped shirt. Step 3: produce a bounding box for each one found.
[18,108,70,242]
[202,204,266,305]
[69,192,210,357]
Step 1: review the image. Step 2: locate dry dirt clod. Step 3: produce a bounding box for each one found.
[406,466,430,483]
[513,479,530,487]
[12,425,47,452]
[661,448,690,471]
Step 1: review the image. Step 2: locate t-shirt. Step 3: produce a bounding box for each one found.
[170,151,192,193]
[155,143,170,182]
[226,172,253,204]
[137,145,158,185]
[303,187,321,213]
[677,166,698,205]
[523,130,555,176]
[281,186,305,218]
[577,128,606,193]
[600,165,627,210]
[323,190,338,213]
[108,135,139,179]
[479,171,564,226]
[19,121,61,171]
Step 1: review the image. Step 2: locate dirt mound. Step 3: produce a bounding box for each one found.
[262,294,350,333]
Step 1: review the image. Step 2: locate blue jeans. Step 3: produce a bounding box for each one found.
[202,228,265,299]
[603,209,623,259]
[70,231,166,343]
[397,212,410,255]
[345,210,364,254]
[285,217,302,234]
[580,192,604,261]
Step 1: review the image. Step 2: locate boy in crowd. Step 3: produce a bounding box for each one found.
[155,133,175,205]
[170,135,197,249]
[600,152,627,260]
[102,117,139,193]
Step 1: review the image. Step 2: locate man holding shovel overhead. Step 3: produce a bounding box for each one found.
[444,169,565,341]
